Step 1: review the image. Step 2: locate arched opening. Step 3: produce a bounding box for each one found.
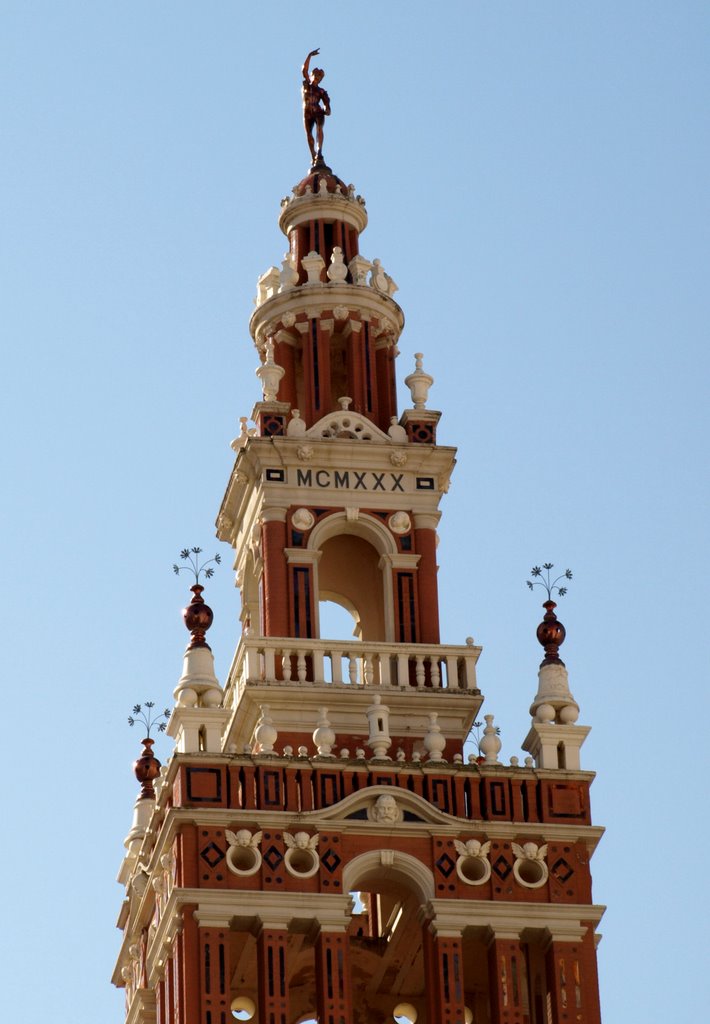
[319,598,359,640]
[344,858,430,1023]
[318,533,386,641]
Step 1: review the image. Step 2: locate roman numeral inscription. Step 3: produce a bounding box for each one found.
[281,469,408,492]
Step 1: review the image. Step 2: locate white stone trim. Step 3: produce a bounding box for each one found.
[250,283,403,348]
[341,848,436,904]
[192,889,353,931]
[425,898,605,942]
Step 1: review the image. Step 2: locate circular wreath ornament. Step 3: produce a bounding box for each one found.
[283,831,320,878]
[225,829,263,877]
[454,839,492,886]
[291,507,315,532]
[388,511,411,535]
[512,842,549,888]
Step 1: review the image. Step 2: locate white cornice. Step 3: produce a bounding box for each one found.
[249,283,404,346]
[424,898,606,941]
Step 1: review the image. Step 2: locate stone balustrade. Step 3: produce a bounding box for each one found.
[224,636,480,707]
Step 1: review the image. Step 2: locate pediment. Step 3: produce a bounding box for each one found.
[306,410,390,443]
[293,784,466,829]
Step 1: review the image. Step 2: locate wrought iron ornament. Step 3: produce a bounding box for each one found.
[172,546,221,583]
[127,701,171,737]
[526,563,573,599]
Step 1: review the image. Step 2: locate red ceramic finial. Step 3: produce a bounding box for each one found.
[172,547,221,651]
[127,702,170,797]
[536,600,566,667]
[183,584,214,650]
[526,563,573,669]
[133,738,161,800]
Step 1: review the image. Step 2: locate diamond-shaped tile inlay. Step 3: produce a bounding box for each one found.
[321,849,342,874]
[552,857,574,883]
[263,845,284,872]
[436,853,456,879]
[492,855,512,880]
[200,842,224,868]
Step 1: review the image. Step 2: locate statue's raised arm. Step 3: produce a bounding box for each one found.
[301,48,331,166]
[302,48,319,82]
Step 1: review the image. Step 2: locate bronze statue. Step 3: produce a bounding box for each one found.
[302,49,331,165]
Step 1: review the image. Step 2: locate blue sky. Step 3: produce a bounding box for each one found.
[1,2,708,1022]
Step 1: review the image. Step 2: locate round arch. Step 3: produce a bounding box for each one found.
[308,510,398,557]
[342,849,436,906]
[309,512,398,642]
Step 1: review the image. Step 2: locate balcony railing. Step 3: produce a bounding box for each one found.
[224,635,481,708]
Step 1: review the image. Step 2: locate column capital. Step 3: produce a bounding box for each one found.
[284,548,323,566]
[261,507,288,523]
[413,512,441,530]
[379,552,421,571]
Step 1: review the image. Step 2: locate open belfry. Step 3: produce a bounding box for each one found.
[113,54,605,1024]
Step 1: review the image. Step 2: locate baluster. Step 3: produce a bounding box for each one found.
[313,647,325,684]
[364,654,374,686]
[297,651,307,682]
[264,647,276,681]
[415,655,426,688]
[282,650,292,682]
[246,642,261,682]
[430,656,441,688]
[331,649,343,684]
[348,654,358,685]
[379,654,392,687]
[397,653,409,687]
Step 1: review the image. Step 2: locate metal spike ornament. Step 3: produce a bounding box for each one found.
[173,547,221,651]
[526,563,573,667]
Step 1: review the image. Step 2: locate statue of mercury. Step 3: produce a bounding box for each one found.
[302,48,331,164]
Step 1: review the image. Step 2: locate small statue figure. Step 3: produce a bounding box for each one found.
[302,49,331,165]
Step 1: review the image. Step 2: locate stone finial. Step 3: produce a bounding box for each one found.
[404,352,434,409]
[279,253,298,291]
[313,707,336,757]
[256,266,280,305]
[286,408,307,437]
[327,246,348,283]
[388,416,408,444]
[302,250,326,284]
[423,711,446,762]
[256,338,285,402]
[369,258,388,291]
[253,705,278,755]
[366,694,392,760]
[478,714,501,765]
[230,416,252,452]
[348,254,371,286]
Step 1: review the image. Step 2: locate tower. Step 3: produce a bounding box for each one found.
[113,82,605,1024]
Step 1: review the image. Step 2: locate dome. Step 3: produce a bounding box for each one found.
[292,158,349,197]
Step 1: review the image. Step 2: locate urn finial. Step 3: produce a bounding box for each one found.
[526,563,573,667]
